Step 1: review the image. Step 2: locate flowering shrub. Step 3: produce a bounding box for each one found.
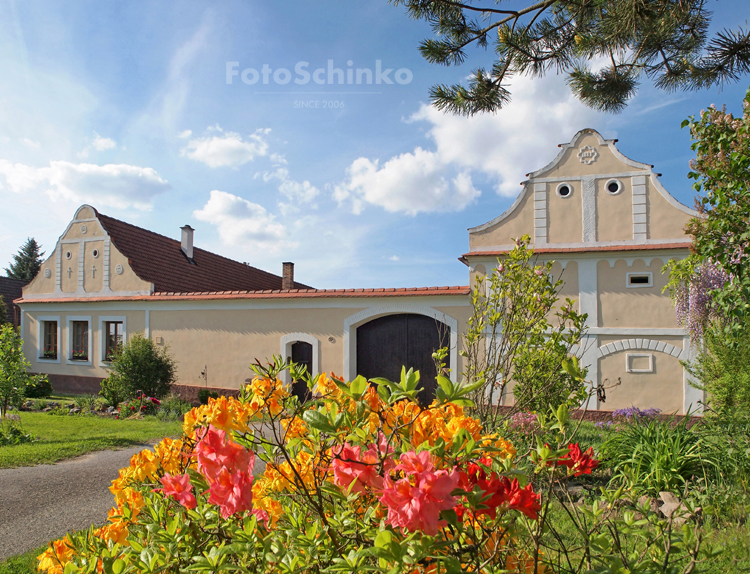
[508,411,540,435]
[38,361,715,574]
[116,393,160,418]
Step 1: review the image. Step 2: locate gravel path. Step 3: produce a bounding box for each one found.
[0,444,150,561]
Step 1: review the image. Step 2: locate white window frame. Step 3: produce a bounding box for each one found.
[279,333,320,387]
[605,178,623,195]
[66,315,93,366]
[37,315,61,364]
[556,182,573,198]
[99,316,127,364]
[626,353,654,373]
[626,272,653,288]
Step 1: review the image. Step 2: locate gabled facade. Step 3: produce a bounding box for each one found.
[463,129,700,413]
[16,129,699,413]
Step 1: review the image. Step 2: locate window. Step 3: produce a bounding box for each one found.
[71,321,89,360]
[605,178,622,195]
[556,182,572,198]
[104,321,123,361]
[626,272,653,288]
[42,321,58,359]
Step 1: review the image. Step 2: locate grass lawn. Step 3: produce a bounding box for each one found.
[0,412,182,468]
[0,544,45,574]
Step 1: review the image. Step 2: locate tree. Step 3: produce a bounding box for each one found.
[665,86,750,339]
[0,296,7,326]
[0,324,46,418]
[5,238,44,281]
[104,333,176,399]
[389,0,750,115]
[462,235,588,428]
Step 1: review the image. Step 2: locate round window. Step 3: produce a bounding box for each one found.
[606,179,622,195]
[556,183,572,198]
[92,249,99,258]
[65,251,72,260]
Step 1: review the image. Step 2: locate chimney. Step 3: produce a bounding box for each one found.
[181,225,194,260]
[282,262,294,291]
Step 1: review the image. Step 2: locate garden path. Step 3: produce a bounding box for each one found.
[0,444,151,561]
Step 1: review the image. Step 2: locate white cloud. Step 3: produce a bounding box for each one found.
[0,159,170,210]
[78,132,118,158]
[21,138,40,149]
[262,166,320,204]
[410,73,603,196]
[334,73,605,214]
[389,255,400,261]
[177,129,192,139]
[334,147,480,215]
[193,190,294,253]
[92,133,117,151]
[181,128,270,168]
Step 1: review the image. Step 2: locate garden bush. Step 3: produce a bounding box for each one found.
[24,377,53,399]
[0,418,36,446]
[37,360,716,574]
[99,375,129,409]
[198,388,219,405]
[117,393,160,418]
[155,393,193,421]
[104,334,176,400]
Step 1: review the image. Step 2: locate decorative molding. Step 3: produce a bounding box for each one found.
[577,145,599,164]
[581,176,597,243]
[533,182,547,244]
[279,333,321,387]
[626,352,654,373]
[632,175,648,241]
[597,338,686,359]
[343,304,459,383]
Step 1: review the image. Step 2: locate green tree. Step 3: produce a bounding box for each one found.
[5,238,44,281]
[389,0,750,115]
[462,235,588,427]
[0,295,7,326]
[665,86,750,339]
[104,333,176,399]
[0,324,46,418]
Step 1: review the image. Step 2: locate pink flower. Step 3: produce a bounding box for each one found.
[379,450,459,536]
[332,434,394,493]
[207,467,254,518]
[195,425,253,483]
[156,473,197,510]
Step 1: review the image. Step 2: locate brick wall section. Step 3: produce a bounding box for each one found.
[44,374,104,394]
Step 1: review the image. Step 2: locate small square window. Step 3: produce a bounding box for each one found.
[626,272,653,288]
[71,321,89,361]
[41,321,58,360]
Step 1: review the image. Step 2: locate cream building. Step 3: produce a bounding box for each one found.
[16,129,700,413]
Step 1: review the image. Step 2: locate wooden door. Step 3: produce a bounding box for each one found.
[291,341,313,402]
[356,314,448,405]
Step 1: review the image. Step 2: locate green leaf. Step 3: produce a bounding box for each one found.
[302,409,336,434]
[350,375,368,399]
[374,529,393,549]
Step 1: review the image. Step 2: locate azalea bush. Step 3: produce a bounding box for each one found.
[116,393,161,419]
[38,360,715,574]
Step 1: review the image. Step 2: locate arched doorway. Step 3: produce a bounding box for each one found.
[356,314,450,405]
[290,340,313,402]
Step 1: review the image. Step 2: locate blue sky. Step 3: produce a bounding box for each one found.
[1,0,749,290]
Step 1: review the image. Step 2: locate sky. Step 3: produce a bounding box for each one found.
[1,0,749,290]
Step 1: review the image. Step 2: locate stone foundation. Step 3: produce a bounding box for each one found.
[44,374,104,394]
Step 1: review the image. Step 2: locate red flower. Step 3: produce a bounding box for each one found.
[456,458,541,520]
[551,443,599,477]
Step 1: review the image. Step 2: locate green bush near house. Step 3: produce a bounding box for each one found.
[101,334,176,401]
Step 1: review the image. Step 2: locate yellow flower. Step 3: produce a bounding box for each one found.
[247,376,289,417]
[37,539,76,574]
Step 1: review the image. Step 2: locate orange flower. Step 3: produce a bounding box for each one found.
[37,539,76,574]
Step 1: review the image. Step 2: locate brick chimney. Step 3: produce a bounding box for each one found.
[181,225,194,261]
[282,262,294,291]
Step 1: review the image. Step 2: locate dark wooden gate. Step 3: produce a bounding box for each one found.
[291,341,313,402]
[356,314,449,405]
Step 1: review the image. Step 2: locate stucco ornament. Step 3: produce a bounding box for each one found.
[115,264,124,275]
[80,224,87,234]
[577,145,599,165]
[44,268,51,278]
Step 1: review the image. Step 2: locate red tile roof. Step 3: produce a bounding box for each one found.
[16,285,470,304]
[463,242,692,258]
[95,209,312,293]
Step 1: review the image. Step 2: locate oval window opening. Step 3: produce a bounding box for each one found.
[92,249,99,258]
[606,179,622,194]
[557,184,571,197]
